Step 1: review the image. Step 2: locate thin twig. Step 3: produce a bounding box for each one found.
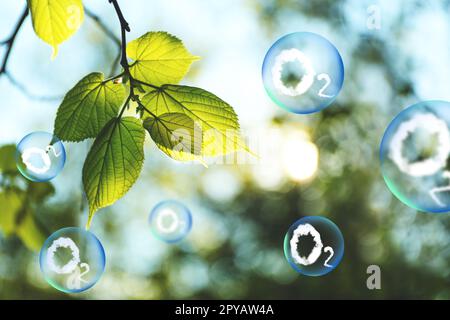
[5,73,63,101]
[85,7,121,46]
[0,6,29,74]
[108,0,137,115]
[108,0,130,71]
[0,5,62,101]
[84,6,122,76]
[107,0,165,123]
[0,5,125,101]
[108,0,163,122]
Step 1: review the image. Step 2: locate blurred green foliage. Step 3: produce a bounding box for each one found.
[0,145,52,251]
[0,0,449,300]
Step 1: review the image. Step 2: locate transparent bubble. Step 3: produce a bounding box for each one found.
[262,32,344,114]
[16,131,66,182]
[40,227,106,293]
[380,100,450,213]
[284,216,344,276]
[149,200,193,243]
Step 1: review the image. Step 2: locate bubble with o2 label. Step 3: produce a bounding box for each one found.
[262,32,344,114]
[149,200,193,243]
[40,227,105,293]
[284,216,344,276]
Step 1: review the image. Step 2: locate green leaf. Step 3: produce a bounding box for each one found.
[141,85,248,158]
[0,189,47,251]
[83,117,145,227]
[0,145,18,174]
[127,32,199,86]
[27,182,55,201]
[16,208,47,252]
[143,113,203,162]
[28,0,84,58]
[0,189,26,236]
[54,72,126,142]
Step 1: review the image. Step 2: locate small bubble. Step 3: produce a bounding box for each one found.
[149,200,193,243]
[284,216,344,276]
[16,131,66,182]
[40,227,106,293]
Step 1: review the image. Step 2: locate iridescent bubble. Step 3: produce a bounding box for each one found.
[16,131,66,182]
[262,32,344,114]
[284,216,344,276]
[380,100,450,213]
[149,200,193,243]
[40,227,105,293]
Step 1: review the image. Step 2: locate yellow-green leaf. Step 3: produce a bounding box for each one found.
[16,208,47,252]
[0,189,26,236]
[0,189,47,251]
[127,32,199,86]
[143,113,203,163]
[82,117,145,227]
[28,0,84,57]
[141,85,248,157]
[0,145,18,174]
[54,72,126,142]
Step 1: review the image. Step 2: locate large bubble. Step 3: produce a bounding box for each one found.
[16,131,66,182]
[262,32,344,114]
[380,100,450,213]
[284,216,344,276]
[40,227,106,293]
[149,200,193,243]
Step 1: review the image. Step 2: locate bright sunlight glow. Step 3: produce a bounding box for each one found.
[282,131,319,182]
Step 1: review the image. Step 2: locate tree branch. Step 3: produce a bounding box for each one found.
[0,5,125,101]
[0,5,61,101]
[5,73,63,101]
[108,0,137,116]
[108,0,165,121]
[84,7,122,76]
[85,7,121,47]
[0,5,29,75]
[108,0,130,72]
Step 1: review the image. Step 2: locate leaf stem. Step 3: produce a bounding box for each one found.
[136,98,158,119]
[103,72,125,83]
[118,93,132,119]
[132,78,160,90]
